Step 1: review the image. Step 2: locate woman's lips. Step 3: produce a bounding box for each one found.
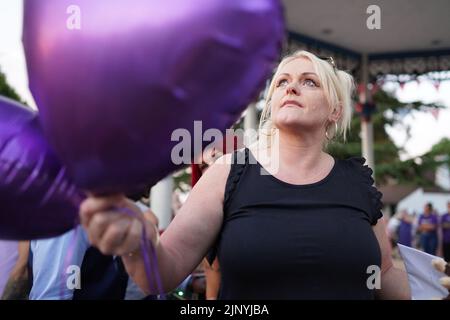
[281,100,304,108]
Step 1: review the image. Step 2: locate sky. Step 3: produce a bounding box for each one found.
[1,0,449,161]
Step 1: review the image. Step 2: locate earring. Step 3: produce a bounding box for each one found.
[325,122,338,140]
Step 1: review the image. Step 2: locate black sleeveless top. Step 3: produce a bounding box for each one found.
[210,148,383,300]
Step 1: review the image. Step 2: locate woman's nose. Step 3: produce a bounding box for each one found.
[286,83,300,95]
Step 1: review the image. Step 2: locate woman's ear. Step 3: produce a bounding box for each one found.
[329,103,343,122]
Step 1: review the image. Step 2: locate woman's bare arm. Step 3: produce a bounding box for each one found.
[80,154,231,294]
[372,217,411,300]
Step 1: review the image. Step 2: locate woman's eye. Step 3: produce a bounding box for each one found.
[303,79,317,87]
[276,79,288,87]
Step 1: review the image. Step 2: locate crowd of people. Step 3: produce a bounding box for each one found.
[388,202,450,261]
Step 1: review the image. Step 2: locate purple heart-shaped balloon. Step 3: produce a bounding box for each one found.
[0,96,82,240]
[23,0,284,194]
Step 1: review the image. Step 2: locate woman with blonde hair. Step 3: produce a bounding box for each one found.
[80,50,411,299]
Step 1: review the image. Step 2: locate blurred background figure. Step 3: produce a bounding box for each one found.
[202,257,220,300]
[418,203,439,255]
[441,202,450,261]
[28,226,90,300]
[397,209,414,248]
[387,211,401,252]
[0,241,18,298]
[1,241,30,300]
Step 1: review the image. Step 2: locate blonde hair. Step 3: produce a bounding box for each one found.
[259,50,355,144]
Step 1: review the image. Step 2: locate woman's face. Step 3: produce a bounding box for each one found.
[270,57,336,136]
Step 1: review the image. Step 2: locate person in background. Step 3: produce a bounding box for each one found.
[0,241,18,298]
[28,226,90,300]
[202,257,221,300]
[397,209,414,248]
[440,202,450,262]
[0,241,29,300]
[386,211,401,250]
[418,202,439,255]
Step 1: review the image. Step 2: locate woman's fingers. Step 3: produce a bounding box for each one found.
[86,211,122,246]
[97,215,133,255]
[115,219,143,256]
[79,195,159,257]
[79,194,127,227]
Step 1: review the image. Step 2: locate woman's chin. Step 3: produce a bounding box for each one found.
[273,114,304,130]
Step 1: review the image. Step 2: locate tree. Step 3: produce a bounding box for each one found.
[327,87,445,185]
[0,68,26,104]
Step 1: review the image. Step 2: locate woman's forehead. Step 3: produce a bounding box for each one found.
[278,57,316,76]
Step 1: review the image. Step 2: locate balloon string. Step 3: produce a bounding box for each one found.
[141,224,166,300]
[118,207,165,300]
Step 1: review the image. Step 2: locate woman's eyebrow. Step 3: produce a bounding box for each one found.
[278,72,318,78]
[299,72,318,77]
[277,72,291,78]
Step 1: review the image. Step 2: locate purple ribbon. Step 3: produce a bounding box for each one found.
[119,206,166,300]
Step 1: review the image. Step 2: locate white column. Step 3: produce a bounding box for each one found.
[150,175,174,231]
[360,53,375,175]
[361,120,375,170]
[244,103,258,131]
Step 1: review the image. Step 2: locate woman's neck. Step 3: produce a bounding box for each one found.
[275,128,327,171]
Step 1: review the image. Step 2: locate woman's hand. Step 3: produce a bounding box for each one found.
[79,194,157,257]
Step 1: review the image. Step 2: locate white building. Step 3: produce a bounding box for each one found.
[396,187,450,215]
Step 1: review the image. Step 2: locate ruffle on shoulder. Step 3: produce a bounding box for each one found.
[347,157,383,225]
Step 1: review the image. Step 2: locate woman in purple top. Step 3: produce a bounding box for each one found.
[397,210,413,247]
[418,203,439,255]
[441,202,450,262]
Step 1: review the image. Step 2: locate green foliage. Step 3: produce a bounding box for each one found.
[0,70,26,104]
[327,88,447,185]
